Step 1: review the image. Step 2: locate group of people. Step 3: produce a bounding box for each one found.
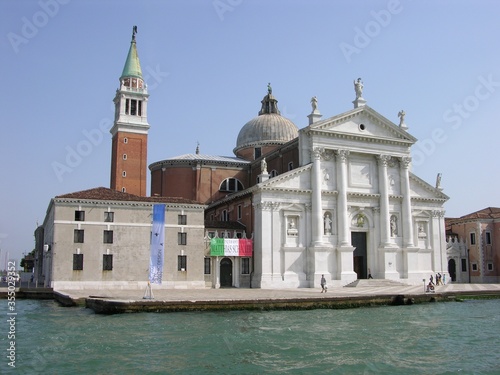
[320,272,446,293]
[426,273,445,292]
[430,273,444,286]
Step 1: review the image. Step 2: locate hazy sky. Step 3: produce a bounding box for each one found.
[1,0,499,265]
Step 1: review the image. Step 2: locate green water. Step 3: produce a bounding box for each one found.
[1,299,500,374]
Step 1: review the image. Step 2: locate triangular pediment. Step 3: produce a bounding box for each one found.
[307,106,417,145]
[409,173,449,202]
[259,164,312,192]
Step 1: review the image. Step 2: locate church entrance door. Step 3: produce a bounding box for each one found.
[352,232,367,279]
[220,257,233,287]
[448,259,456,282]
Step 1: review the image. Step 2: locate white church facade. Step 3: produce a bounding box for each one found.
[251,99,449,288]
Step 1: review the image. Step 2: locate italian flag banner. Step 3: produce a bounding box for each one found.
[210,238,253,257]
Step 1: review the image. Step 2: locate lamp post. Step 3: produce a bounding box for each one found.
[423,278,426,293]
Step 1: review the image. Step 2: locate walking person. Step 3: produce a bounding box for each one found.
[320,274,327,293]
[430,274,434,285]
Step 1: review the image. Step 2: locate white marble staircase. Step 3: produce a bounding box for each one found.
[344,279,409,288]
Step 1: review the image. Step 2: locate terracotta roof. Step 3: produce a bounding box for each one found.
[446,207,500,223]
[55,187,202,205]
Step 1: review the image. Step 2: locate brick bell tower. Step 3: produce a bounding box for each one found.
[110,26,150,196]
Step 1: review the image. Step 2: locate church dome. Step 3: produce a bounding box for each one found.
[234,87,298,158]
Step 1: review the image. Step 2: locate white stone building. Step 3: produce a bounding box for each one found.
[39,187,206,290]
[250,94,449,288]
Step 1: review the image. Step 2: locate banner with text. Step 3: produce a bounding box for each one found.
[149,204,165,284]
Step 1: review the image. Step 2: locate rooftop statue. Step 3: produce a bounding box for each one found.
[267,82,272,95]
[354,78,363,99]
[261,158,268,174]
[398,110,406,126]
[436,173,442,190]
[311,96,318,112]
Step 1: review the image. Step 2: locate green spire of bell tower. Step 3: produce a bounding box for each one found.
[121,25,143,79]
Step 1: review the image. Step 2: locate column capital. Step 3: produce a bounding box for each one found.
[254,202,279,211]
[312,147,324,160]
[311,147,335,161]
[399,156,412,169]
[432,210,445,217]
[376,154,392,166]
[334,149,350,162]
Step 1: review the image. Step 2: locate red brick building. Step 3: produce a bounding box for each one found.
[149,90,299,238]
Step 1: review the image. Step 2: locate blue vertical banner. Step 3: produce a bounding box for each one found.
[149,204,166,284]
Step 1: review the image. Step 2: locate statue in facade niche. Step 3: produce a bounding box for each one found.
[418,224,427,238]
[324,214,332,234]
[356,213,365,227]
[390,216,398,237]
[354,78,363,99]
[287,218,298,237]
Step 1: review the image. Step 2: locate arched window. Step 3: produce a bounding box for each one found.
[219,178,244,193]
[270,170,278,177]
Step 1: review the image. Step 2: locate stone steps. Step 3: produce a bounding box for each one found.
[344,279,409,288]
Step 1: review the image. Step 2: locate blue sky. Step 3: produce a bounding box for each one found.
[1,0,499,266]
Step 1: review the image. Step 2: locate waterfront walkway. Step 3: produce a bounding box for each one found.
[50,282,500,314]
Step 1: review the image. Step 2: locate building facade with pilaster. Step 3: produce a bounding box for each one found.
[249,94,449,288]
[173,84,449,288]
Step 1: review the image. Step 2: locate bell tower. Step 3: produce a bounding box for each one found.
[110,26,150,196]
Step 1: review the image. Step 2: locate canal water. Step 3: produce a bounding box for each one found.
[1,298,499,374]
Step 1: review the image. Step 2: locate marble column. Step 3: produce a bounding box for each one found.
[214,257,220,289]
[311,147,324,245]
[372,206,381,277]
[399,157,414,247]
[331,149,356,284]
[335,150,350,246]
[377,155,392,247]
